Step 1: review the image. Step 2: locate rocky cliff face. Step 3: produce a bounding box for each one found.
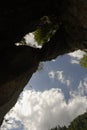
[0,0,87,126]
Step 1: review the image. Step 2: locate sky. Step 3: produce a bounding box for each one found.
[1,50,87,130]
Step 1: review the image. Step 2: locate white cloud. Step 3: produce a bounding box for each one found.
[56,71,71,86]
[78,81,85,95]
[48,71,55,79]
[15,33,42,49]
[48,70,71,86]
[69,78,87,97]
[25,33,42,48]
[83,77,87,93]
[70,59,79,64]
[68,50,86,65]
[52,59,56,62]
[2,88,87,130]
[76,78,87,95]
[68,50,85,59]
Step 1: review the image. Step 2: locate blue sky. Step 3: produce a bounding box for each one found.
[1,50,87,130]
[26,50,87,100]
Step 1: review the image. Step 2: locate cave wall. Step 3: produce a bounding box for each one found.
[0,0,87,126]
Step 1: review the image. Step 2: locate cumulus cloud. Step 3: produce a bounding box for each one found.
[68,50,86,65]
[2,88,87,130]
[15,32,42,49]
[25,33,42,48]
[68,50,85,59]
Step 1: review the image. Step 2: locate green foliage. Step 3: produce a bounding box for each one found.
[68,112,87,130]
[50,126,58,130]
[50,112,87,130]
[50,126,67,130]
[80,54,87,68]
[33,16,59,46]
[17,16,59,48]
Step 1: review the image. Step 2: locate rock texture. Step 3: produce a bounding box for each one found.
[0,0,87,126]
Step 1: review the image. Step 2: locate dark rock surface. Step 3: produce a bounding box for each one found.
[0,0,87,126]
